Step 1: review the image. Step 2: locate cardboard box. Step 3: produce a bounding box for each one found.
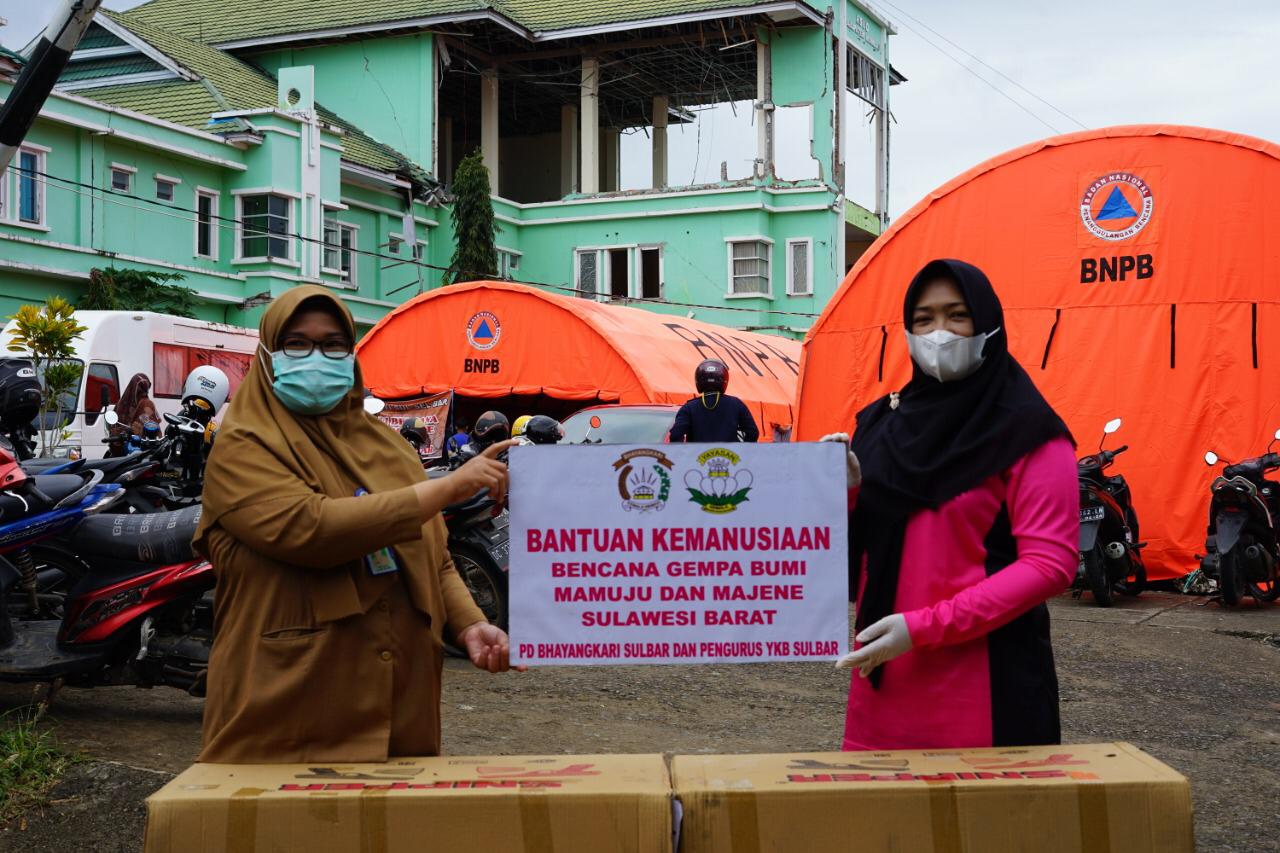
[145,753,672,853]
[673,743,1192,853]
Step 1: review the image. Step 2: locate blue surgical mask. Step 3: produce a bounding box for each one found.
[263,346,355,415]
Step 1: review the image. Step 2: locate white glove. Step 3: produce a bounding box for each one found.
[819,433,862,489]
[835,614,912,677]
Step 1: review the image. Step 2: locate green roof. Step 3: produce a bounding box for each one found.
[60,55,163,83]
[0,45,25,66]
[72,14,421,180]
[121,0,818,43]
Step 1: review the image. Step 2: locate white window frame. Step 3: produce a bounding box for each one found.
[785,237,813,297]
[576,245,642,302]
[110,163,136,193]
[725,236,774,299]
[154,173,181,202]
[233,190,298,265]
[411,240,427,263]
[574,248,603,298]
[497,247,522,280]
[10,144,49,230]
[194,187,219,260]
[321,217,359,288]
[635,244,664,300]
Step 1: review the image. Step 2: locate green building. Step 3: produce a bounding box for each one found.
[0,1,897,337]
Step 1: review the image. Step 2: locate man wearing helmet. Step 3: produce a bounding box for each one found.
[669,359,759,443]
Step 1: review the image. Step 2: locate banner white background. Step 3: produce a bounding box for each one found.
[509,443,848,665]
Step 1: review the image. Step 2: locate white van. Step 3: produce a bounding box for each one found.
[1,311,259,459]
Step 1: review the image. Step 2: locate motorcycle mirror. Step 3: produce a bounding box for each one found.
[1104,418,1122,434]
[363,396,386,416]
[103,410,119,427]
[1204,451,1219,466]
[590,415,602,429]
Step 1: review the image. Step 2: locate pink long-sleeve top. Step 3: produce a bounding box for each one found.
[844,436,1078,751]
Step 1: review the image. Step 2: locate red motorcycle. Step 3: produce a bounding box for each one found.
[0,505,212,696]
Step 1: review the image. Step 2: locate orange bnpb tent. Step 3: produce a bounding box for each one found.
[358,280,802,436]
[796,125,1280,580]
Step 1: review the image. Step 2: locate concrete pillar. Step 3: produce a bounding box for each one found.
[652,95,668,188]
[480,69,499,192]
[755,41,773,179]
[580,56,600,194]
[560,104,578,196]
[601,128,620,192]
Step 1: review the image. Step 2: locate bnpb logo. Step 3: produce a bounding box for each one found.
[466,311,501,351]
[1080,172,1153,242]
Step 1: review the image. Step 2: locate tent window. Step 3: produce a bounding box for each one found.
[877,326,887,381]
[1169,304,1177,368]
[1252,303,1259,368]
[1041,309,1062,370]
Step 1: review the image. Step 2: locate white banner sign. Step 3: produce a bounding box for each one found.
[509,443,849,666]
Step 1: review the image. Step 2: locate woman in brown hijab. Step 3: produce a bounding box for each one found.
[195,286,519,763]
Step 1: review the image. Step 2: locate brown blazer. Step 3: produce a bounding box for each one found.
[198,486,485,763]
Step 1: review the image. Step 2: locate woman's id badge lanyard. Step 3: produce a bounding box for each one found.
[355,488,399,575]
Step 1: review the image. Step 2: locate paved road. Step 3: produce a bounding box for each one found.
[2,592,1277,852]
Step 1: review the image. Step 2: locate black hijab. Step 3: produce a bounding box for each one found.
[849,259,1072,685]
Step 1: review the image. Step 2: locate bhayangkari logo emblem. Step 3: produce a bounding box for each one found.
[613,449,674,512]
[685,448,753,514]
[466,311,501,350]
[1080,172,1153,241]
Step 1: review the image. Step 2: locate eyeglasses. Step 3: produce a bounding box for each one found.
[278,338,353,359]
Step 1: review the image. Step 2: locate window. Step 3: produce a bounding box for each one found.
[17,149,44,225]
[498,249,521,280]
[195,190,218,259]
[322,218,357,284]
[575,249,599,298]
[84,363,120,427]
[110,168,132,192]
[786,238,812,296]
[388,235,403,255]
[728,239,772,296]
[240,194,291,260]
[412,242,425,262]
[156,178,175,202]
[154,343,252,400]
[639,247,662,299]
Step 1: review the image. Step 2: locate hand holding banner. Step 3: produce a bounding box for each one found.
[509,443,849,666]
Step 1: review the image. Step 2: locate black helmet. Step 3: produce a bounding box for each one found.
[399,417,429,450]
[524,415,563,445]
[471,411,510,449]
[695,359,729,394]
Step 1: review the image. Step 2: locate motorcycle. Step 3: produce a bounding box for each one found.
[1201,430,1280,606]
[30,408,208,512]
[0,462,124,620]
[1076,418,1145,606]
[389,407,510,651]
[0,505,212,696]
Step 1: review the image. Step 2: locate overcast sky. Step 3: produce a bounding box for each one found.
[2,0,1277,218]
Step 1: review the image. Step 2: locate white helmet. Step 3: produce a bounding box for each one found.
[182,365,230,412]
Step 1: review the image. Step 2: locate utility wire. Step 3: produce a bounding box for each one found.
[876,2,1069,136]
[23,167,821,318]
[877,0,1088,131]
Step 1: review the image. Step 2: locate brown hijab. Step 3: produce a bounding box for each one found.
[195,286,423,565]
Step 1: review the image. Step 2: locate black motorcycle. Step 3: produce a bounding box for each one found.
[1201,431,1280,606]
[1076,418,1145,607]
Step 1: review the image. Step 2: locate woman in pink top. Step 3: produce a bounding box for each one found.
[830,259,1078,750]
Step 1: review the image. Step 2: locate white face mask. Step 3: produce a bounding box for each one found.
[905,327,1001,383]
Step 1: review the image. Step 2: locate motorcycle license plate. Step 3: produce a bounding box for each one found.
[1080,506,1105,522]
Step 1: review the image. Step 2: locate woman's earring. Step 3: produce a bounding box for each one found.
[889,392,901,411]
